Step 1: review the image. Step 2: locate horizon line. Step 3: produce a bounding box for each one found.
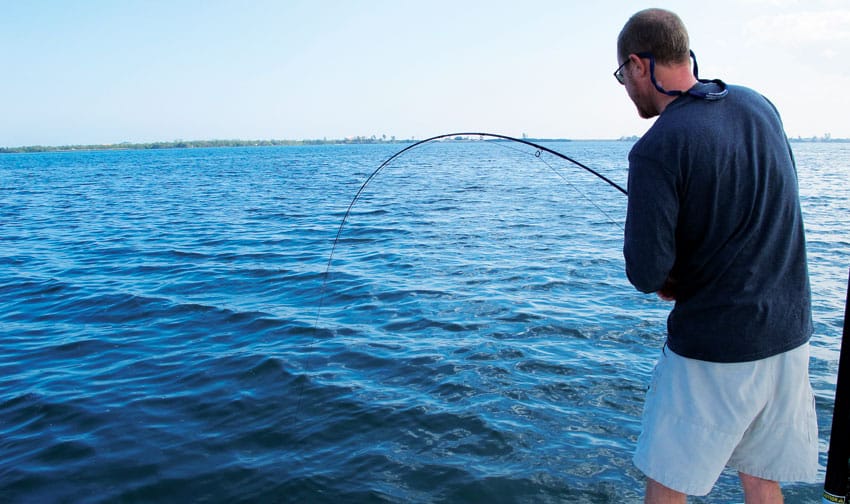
[2,134,846,153]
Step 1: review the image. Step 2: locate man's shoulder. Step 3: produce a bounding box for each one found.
[724,84,777,112]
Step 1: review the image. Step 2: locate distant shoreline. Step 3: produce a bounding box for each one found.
[0,136,575,154]
[0,138,383,154]
[2,135,847,154]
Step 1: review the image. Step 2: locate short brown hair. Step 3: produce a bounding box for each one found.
[617,9,690,65]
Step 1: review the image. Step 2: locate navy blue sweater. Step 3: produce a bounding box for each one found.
[623,82,812,362]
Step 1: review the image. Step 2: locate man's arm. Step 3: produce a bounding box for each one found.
[623,154,679,294]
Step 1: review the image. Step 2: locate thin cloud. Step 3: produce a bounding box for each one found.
[745,9,850,46]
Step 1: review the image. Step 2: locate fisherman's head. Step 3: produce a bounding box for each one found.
[615,9,694,118]
[617,8,690,67]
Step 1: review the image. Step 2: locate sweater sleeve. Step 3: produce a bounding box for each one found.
[623,151,679,294]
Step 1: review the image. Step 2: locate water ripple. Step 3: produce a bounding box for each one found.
[0,142,841,502]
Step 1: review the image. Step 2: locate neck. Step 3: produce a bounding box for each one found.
[652,64,698,113]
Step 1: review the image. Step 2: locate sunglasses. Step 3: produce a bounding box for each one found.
[613,51,651,85]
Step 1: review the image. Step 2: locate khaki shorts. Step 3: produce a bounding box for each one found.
[633,343,818,496]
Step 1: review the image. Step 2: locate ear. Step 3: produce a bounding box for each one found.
[629,54,649,78]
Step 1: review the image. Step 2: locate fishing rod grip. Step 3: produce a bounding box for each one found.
[823,268,850,503]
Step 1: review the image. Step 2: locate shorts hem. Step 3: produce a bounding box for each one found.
[730,463,819,484]
[633,455,715,496]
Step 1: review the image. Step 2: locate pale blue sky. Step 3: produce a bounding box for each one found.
[2,0,848,147]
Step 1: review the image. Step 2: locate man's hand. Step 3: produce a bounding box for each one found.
[657,276,677,301]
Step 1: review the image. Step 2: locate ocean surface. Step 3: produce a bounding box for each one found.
[1,140,848,503]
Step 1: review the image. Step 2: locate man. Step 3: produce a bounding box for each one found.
[616,8,818,503]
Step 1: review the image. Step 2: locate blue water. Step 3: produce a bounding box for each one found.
[1,140,847,503]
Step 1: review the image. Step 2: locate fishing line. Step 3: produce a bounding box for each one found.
[482,137,625,232]
[295,132,628,416]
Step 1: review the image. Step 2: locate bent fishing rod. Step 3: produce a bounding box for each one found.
[296,132,628,414]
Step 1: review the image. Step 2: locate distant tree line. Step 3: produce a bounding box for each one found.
[0,136,412,154]
[789,133,849,143]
